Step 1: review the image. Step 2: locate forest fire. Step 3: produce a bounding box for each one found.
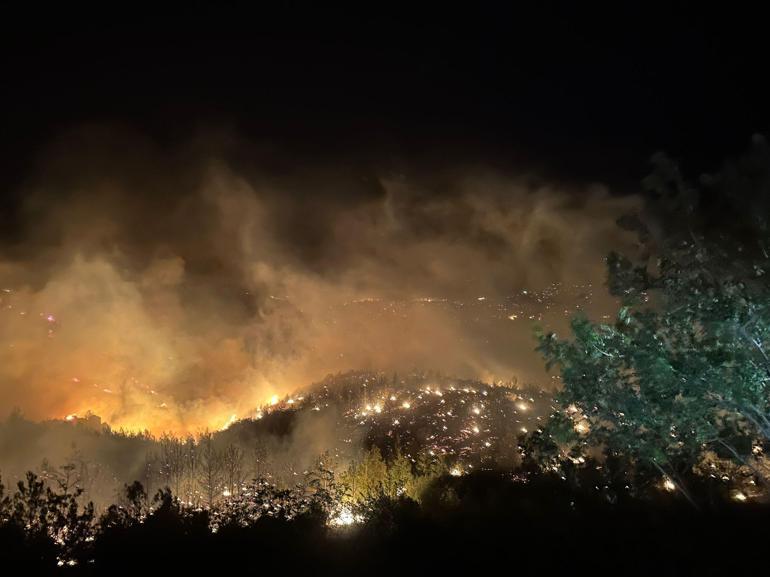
[0,279,606,437]
[2,5,770,574]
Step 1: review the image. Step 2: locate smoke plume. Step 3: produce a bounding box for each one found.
[0,127,639,434]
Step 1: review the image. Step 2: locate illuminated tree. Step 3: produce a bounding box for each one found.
[340,446,388,503]
[197,433,223,507]
[383,446,412,499]
[222,444,246,497]
[538,139,770,503]
[182,436,199,504]
[404,451,447,502]
[140,451,161,497]
[303,452,345,520]
[159,434,186,497]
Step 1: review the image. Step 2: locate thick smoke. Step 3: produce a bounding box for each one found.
[0,127,639,434]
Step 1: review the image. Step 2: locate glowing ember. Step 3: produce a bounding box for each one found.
[574,420,590,434]
[328,507,363,527]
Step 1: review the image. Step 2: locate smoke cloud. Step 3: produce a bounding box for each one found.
[0,127,640,434]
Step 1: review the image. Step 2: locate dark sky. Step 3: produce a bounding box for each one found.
[1,3,768,192]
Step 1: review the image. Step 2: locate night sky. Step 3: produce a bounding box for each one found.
[2,3,768,193]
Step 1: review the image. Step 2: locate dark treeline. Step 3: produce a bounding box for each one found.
[1,462,768,576]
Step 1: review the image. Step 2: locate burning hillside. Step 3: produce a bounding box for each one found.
[238,370,553,474]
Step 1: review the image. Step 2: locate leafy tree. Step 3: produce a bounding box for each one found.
[537,139,770,504]
[404,451,447,502]
[341,446,388,504]
[383,446,413,499]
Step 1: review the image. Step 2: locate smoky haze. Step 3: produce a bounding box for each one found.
[0,127,640,434]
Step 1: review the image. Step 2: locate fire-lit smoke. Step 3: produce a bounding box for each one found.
[0,127,640,434]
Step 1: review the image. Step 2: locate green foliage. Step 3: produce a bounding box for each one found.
[340,446,389,503]
[401,450,447,502]
[383,448,413,499]
[339,446,447,507]
[537,140,770,493]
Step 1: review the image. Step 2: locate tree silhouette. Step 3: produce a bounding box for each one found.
[198,433,223,507]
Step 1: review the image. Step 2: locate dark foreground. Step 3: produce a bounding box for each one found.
[1,471,766,577]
